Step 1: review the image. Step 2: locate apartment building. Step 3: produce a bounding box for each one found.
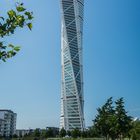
[0,110,17,137]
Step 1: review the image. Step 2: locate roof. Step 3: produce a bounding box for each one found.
[0,109,15,113]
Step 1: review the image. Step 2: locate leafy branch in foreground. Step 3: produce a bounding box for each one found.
[0,2,33,62]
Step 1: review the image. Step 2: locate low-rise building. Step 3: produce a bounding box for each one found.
[16,129,30,137]
[0,110,17,137]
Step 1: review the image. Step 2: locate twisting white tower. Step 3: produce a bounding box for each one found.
[60,0,84,131]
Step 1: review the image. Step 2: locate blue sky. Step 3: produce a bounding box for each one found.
[0,0,140,129]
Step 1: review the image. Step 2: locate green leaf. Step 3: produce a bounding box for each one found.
[25,12,33,20]
[8,44,14,48]
[2,58,6,62]
[27,23,32,30]
[16,6,26,12]
[14,46,20,52]
[16,15,25,27]
[0,17,4,21]
[7,10,16,18]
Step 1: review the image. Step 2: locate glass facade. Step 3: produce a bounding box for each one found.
[60,0,84,131]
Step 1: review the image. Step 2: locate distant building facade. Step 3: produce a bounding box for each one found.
[60,0,85,131]
[0,110,17,137]
[16,129,30,137]
[16,127,59,137]
[0,119,5,136]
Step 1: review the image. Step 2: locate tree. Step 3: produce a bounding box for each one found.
[46,128,54,138]
[0,2,33,62]
[93,97,132,140]
[33,129,41,137]
[59,128,66,137]
[71,128,81,138]
[88,126,100,138]
[12,134,18,138]
[130,120,140,140]
[94,97,115,140]
[81,130,88,138]
[67,130,71,137]
[115,98,132,139]
[40,129,47,139]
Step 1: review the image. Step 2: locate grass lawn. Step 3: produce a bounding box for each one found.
[0,138,131,140]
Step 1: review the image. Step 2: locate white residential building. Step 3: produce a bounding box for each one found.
[0,119,5,136]
[0,110,17,137]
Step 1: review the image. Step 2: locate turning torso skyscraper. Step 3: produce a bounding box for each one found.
[60,0,84,131]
